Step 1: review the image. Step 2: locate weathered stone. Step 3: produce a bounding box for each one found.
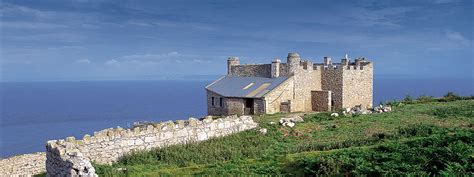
[189,118,198,126]
[83,134,91,144]
[44,115,258,176]
[208,52,373,116]
[133,127,140,135]
[65,136,75,143]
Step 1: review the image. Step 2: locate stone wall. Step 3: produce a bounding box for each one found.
[218,53,373,114]
[263,77,294,114]
[342,62,373,109]
[291,63,323,112]
[0,152,46,176]
[226,98,245,115]
[46,115,258,176]
[230,64,271,77]
[311,90,332,111]
[207,90,227,116]
[321,65,344,109]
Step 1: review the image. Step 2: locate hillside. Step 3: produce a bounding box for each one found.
[94,96,473,176]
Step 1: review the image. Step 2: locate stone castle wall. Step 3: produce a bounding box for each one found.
[221,53,373,114]
[311,90,332,111]
[291,63,323,112]
[230,64,271,77]
[0,152,46,176]
[46,115,258,176]
[321,65,344,109]
[342,63,373,109]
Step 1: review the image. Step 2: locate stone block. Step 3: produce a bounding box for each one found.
[133,127,140,135]
[66,137,76,143]
[165,121,175,130]
[146,125,154,133]
[188,118,198,127]
[83,134,91,144]
[144,136,155,143]
[176,120,185,128]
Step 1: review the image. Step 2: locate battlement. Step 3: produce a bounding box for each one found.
[227,53,371,77]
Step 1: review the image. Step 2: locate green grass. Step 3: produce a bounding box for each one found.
[95,97,474,176]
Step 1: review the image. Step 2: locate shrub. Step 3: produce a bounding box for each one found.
[430,106,474,118]
[289,130,473,176]
[441,92,462,102]
[403,95,414,103]
[416,95,435,103]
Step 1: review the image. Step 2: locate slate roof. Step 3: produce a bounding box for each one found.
[205,76,289,98]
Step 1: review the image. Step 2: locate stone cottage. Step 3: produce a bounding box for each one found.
[205,52,373,116]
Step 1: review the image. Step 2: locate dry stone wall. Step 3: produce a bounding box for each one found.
[45,115,258,176]
[0,152,46,176]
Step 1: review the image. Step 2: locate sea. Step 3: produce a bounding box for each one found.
[0,77,473,158]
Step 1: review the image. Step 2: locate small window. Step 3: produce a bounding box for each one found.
[243,83,254,90]
[211,97,215,106]
[219,97,223,107]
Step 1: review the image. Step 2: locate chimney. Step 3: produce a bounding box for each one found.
[271,59,281,78]
[227,57,239,75]
[341,58,348,66]
[324,57,332,65]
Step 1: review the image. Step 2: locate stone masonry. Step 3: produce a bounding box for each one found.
[45,115,258,176]
[206,52,373,116]
[0,152,46,176]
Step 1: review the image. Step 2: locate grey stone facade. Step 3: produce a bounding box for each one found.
[206,52,373,116]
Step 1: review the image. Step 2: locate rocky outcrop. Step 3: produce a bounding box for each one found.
[0,152,46,176]
[279,115,304,127]
[46,115,258,176]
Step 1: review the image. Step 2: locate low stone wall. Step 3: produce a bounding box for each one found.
[0,152,46,176]
[46,115,258,176]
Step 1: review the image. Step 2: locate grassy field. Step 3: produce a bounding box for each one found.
[94,95,473,176]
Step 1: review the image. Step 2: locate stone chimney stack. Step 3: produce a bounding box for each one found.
[341,58,349,66]
[271,59,281,78]
[287,52,301,75]
[227,57,239,75]
[324,57,332,65]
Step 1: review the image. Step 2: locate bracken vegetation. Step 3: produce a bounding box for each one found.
[94,93,474,176]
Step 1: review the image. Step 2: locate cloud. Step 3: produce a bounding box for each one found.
[445,31,470,46]
[104,59,119,66]
[446,31,466,41]
[0,21,68,29]
[102,51,218,68]
[76,59,91,64]
[126,20,215,31]
[432,0,461,4]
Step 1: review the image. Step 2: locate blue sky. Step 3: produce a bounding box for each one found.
[0,0,472,81]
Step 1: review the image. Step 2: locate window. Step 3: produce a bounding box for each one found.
[243,83,254,90]
[211,97,215,106]
[219,98,223,107]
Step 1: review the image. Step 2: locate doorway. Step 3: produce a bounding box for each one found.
[244,98,254,115]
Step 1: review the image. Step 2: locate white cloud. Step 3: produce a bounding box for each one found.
[76,59,91,64]
[0,22,68,29]
[446,31,466,41]
[433,0,460,4]
[104,59,119,66]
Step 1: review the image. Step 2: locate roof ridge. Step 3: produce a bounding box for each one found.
[205,75,226,89]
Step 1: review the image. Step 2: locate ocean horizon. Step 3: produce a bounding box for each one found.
[1,77,473,158]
